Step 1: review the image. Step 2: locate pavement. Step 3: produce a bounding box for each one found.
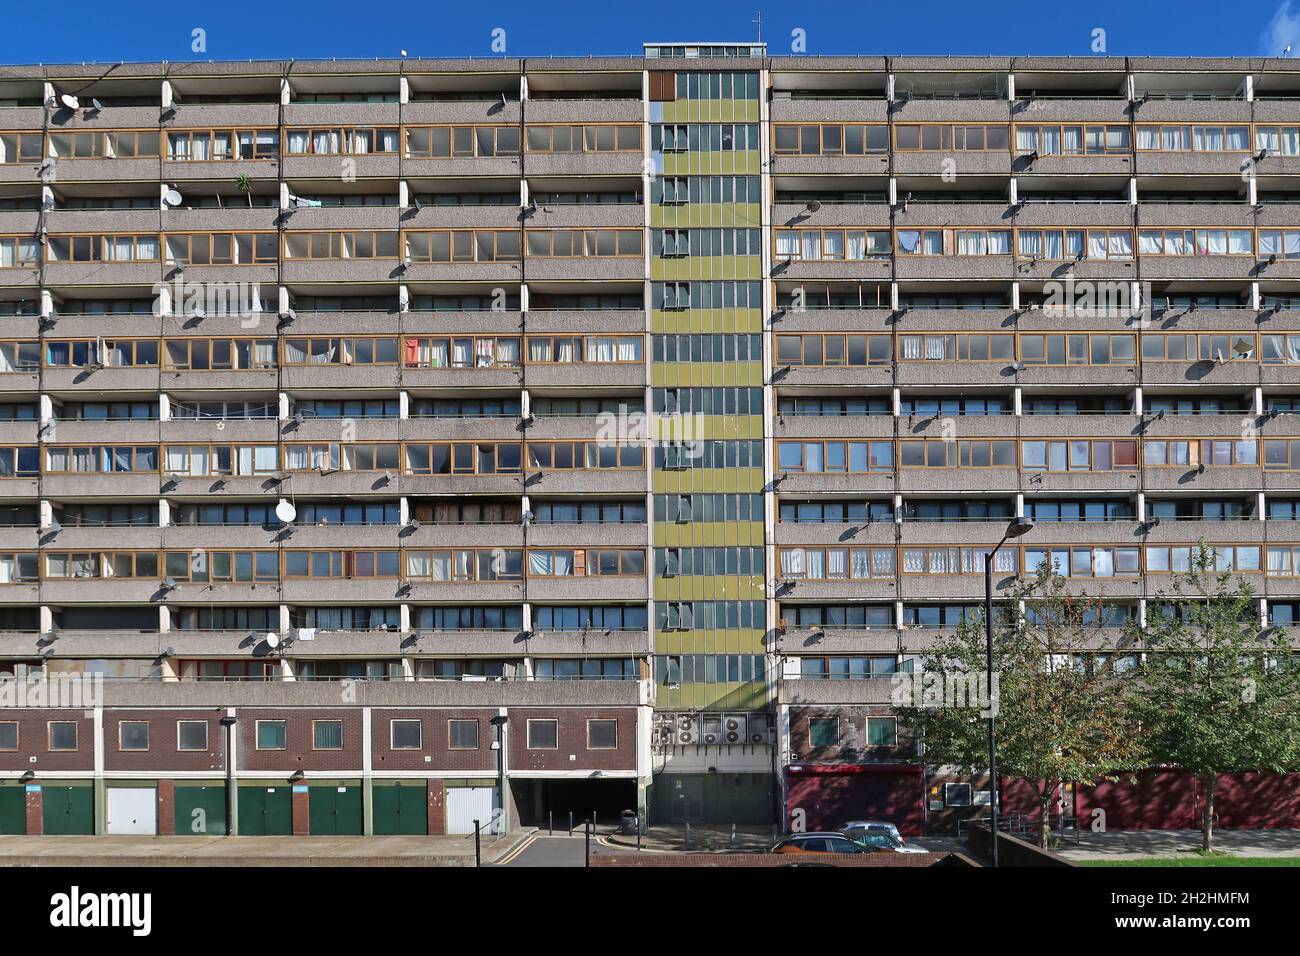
[0,832,533,867]
[1058,828,1300,861]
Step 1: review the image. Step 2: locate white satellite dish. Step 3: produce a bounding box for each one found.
[265,632,279,648]
[190,305,207,320]
[163,188,183,207]
[59,93,80,110]
[274,500,297,523]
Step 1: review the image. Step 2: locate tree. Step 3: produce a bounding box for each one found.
[1130,543,1300,852]
[895,563,1146,849]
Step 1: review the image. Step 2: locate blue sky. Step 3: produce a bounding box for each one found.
[3,0,1299,63]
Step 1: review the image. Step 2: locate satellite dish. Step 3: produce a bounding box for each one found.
[59,93,80,110]
[190,305,207,320]
[163,645,175,657]
[275,500,297,523]
[265,632,280,649]
[91,98,104,111]
[163,188,183,207]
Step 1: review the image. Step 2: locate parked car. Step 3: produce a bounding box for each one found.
[843,821,911,844]
[841,825,928,855]
[771,833,888,855]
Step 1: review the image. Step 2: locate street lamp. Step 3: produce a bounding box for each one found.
[985,516,1034,868]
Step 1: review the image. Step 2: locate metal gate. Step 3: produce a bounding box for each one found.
[106,787,157,835]
[446,786,499,834]
[237,785,292,835]
[42,785,94,835]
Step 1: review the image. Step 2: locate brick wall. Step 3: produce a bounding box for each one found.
[237,709,366,773]
[370,707,497,773]
[508,707,636,772]
[787,705,916,763]
[428,778,446,835]
[0,709,95,773]
[103,709,226,773]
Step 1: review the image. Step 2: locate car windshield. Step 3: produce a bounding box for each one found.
[851,833,898,848]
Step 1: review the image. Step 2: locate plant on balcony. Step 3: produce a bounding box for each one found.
[895,564,1145,849]
[1129,542,1300,853]
[235,174,254,207]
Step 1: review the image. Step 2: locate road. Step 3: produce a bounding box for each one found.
[499,832,633,867]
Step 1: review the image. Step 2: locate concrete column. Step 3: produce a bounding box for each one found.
[398,390,410,419]
[158,498,170,526]
[1137,492,1147,523]
[892,493,903,522]
[1015,492,1025,518]
[1258,491,1267,521]
[38,500,53,529]
[1012,387,1022,417]
[399,75,410,104]
[279,77,291,105]
[1250,282,1260,311]
[159,604,170,634]
[1129,178,1138,205]
[398,179,409,208]
[38,606,53,634]
[361,707,374,836]
[93,707,105,835]
[1133,386,1143,416]
[891,387,901,416]
[278,392,290,419]
[158,393,171,421]
[1255,387,1264,416]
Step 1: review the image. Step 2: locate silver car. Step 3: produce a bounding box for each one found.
[842,821,928,854]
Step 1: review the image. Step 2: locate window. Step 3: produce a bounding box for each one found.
[808,717,839,748]
[945,782,973,807]
[313,720,343,750]
[49,721,78,751]
[449,719,479,750]
[255,720,287,750]
[587,719,618,750]
[177,721,209,751]
[867,717,898,747]
[119,721,150,751]
[0,721,15,750]
[391,719,423,750]
[526,719,559,749]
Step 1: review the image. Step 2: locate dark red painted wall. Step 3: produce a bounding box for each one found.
[784,765,925,837]
[1075,770,1300,831]
[1000,770,1300,830]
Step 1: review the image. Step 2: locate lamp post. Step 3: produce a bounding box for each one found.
[985,516,1034,868]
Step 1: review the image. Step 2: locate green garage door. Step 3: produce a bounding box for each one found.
[43,786,94,835]
[373,782,428,835]
[237,786,292,835]
[309,783,363,835]
[0,786,24,834]
[175,785,227,836]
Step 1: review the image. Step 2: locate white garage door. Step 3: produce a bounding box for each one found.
[107,787,157,835]
[445,786,500,835]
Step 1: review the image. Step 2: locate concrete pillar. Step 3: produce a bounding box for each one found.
[362,707,374,836]
[1133,386,1143,416]
[93,707,105,835]
[1137,492,1147,523]
[398,390,410,419]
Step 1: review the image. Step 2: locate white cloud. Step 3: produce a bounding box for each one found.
[1262,0,1300,55]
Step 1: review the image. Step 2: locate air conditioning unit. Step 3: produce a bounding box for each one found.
[748,714,773,744]
[675,713,696,745]
[653,713,676,747]
[723,714,744,744]
[702,715,722,746]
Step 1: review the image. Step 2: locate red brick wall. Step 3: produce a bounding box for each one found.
[292,785,309,835]
[0,710,95,773]
[25,783,41,835]
[428,778,446,835]
[369,708,497,773]
[237,709,365,773]
[156,779,175,835]
[103,709,225,773]
[787,705,916,764]
[508,708,636,773]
